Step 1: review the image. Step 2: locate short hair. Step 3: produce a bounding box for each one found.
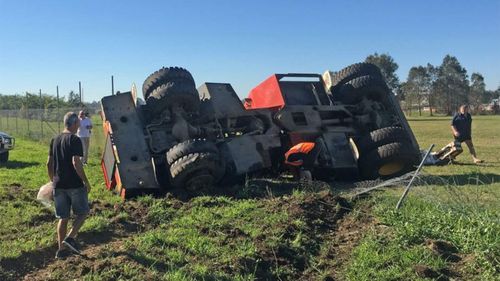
[64,112,79,128]
[460,104,469,110]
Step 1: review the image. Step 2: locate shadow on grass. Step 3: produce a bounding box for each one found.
[126,251,235,281]
[221,177,358,199]
[0,244,57,281]
[451,161,499,167]
[407,117,451,121]
[151,173,360,201]
[0,161,39,169]
[0,229,123,281]
[420,172,500,186]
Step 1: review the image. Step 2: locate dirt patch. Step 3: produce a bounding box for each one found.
[0,245,56,281]
[413,263,460,281]
[322,199,378,279]
[1,183,27,201]
[426,239,462,262]
[414,264,445,280]
[300,190,350,226]
[246,191,369,280]
[27,208,54,226]
[22,240,156,281]
[10,190,381,280]
[3,198,154,281]
[447,253,480,279]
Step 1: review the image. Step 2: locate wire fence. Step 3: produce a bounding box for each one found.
[0,108,104,156]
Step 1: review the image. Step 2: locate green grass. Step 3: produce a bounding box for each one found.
[1,115,499,280]
[344,115,500,280]
[0,133,119,261]
[126,193,343,280]
[345,186,499,280]
[345,234,447,280]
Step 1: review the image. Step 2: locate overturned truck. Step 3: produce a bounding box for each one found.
[100,63,420,198]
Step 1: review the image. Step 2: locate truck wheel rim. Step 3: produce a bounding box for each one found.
[378,161,404,176]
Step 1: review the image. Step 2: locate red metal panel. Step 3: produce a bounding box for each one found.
[102,121,112,136]
[101,122,117,191]
[245,75,285,110]
[101,159,112,190]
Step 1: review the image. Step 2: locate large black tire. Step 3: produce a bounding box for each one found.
[334,75,389,104]
[358,142,419,180]
[0,151,8,163]
[169,152,223,195]
[166,139,219,165]
[329,63,383,95]
[356,127,412,156]
[142,67,195,100]
[146,80,200,115]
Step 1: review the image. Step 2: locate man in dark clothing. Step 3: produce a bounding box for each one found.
[47,112,92,259]
[451,105,482,164]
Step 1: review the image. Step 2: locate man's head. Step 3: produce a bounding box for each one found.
[79,110,86,119]
[64,112,80,133]
[459,104,469,114]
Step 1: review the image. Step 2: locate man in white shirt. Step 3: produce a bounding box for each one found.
[77,111,93,164]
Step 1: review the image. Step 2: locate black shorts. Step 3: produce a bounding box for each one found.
[454,135,471,143]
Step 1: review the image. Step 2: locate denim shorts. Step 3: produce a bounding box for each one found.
[53,188,90,219]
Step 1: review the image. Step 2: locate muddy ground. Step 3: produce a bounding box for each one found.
[1,182,467,281]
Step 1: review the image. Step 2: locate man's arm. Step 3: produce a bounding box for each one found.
[73,156,91,192]
[47,156,54,182]
[451,115,460,137]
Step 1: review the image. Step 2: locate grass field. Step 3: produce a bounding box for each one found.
[0,115,499,280]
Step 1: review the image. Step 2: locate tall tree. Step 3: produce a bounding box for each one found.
[426,63,439,116]
[67,90,81,107]
[404,66,431,116]
[493,86,500,114]
[400,81,413,115]
[365,53,400,92]
[469,73,486,112]
[434,55,469,115]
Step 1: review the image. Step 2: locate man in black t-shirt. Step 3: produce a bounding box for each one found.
[451,105,483,164]
[47,112,92,259]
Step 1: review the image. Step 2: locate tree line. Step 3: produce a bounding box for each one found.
[365,53,500,116]
[0,91,99,111]
[1,54,499,116]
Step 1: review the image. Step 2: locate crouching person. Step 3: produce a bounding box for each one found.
[47,112,92,259]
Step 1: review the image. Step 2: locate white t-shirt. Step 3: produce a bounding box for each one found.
[77,118,92,138]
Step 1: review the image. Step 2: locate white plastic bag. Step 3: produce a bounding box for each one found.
[37,182,54,208]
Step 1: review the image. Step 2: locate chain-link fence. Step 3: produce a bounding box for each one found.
[0,108,104,156]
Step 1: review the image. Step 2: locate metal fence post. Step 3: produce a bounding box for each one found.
[26,92,30,138]
[79,81,82,105]
[396,144,435,210]
[57,86,60,132]
[15,110,18,135]
[40,89,43,139]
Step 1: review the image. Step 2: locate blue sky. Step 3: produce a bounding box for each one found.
[0,0,499,102]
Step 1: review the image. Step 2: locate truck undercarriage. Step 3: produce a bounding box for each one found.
[100,63,420,199]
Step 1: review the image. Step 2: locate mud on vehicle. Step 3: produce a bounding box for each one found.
[0,131,15,163]
[100,63,420,199]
